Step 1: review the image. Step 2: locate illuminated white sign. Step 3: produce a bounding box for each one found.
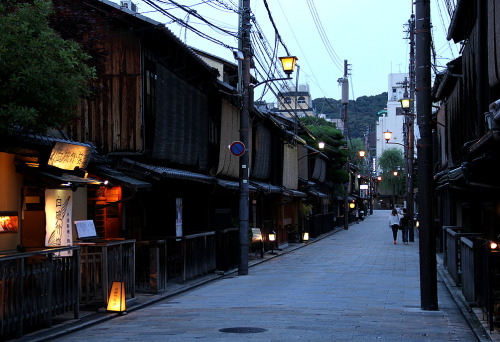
[45,189,73,256]
[48,142,91,170]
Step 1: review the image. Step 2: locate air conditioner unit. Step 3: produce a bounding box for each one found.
[298,84,309,92]
[120,1,137,12]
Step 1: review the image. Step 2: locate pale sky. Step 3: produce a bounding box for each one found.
[111,0,459,102]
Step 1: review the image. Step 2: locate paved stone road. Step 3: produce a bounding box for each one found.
[49,210,480,341]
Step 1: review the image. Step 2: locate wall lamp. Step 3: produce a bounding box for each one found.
[279,56,298,76]
[251,56,298,88]
[383,130,404,147]
[400,97,412,112]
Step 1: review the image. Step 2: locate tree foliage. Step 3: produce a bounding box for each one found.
[348,137,370,174]
[378,148,404,172]
[378,148,405,195]
[298,116,348,185]
[0,0,95,134]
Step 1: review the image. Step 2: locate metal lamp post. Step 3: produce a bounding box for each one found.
[400,95,415,242]
[392,170,398,209]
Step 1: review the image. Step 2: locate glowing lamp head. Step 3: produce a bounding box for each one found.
[302,232,309,241]
[279,56,298,76]
[269,232,276,242]
[358,150,366,158]
[349,202,355,209]
[318,141,325,149]
[383,131,392,143]
[491,242,498,250]
[393,171,398,177]
[400,98,411,110]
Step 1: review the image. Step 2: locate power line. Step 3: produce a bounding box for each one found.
[141,0,238,50]
[262,0,290,56]
[305,0,343,72]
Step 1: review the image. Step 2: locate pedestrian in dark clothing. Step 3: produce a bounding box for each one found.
[400,208,409,244]
[388,209,400,244]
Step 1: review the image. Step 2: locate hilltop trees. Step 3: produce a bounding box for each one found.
[312,93,387,139]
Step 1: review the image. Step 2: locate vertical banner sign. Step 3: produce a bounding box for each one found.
[45,189,73,257]
[175,198,183,237]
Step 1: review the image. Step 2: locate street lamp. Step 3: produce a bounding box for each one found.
[279,56,298,77]
[383,131,392,143]
[401,94,415,244]
[383,130,405,147]
[358,150,366,158]
[392,170,399,209]
[400,97,411,111]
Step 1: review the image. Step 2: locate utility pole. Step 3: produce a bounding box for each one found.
[415,0,437,310]
[397,77,410,213]
[407,14,416,242]
[338,60,350,230]
[238,0,251,275]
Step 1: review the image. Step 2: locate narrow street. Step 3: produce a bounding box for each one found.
[48,210,480,341]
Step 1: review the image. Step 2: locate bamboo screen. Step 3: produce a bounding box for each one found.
[282,144,298,190]
[216,100,252,179]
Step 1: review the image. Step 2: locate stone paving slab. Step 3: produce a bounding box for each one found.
[15,210,493,341]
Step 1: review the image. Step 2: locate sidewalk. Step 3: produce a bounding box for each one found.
[14,210,494,341]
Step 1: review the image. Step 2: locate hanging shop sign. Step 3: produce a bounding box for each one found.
[45,189,73,256]
[48,142,92,170]
[176,198,183,238]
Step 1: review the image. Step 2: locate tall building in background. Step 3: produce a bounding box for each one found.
[375,73,409,173]
[276,83,315,117]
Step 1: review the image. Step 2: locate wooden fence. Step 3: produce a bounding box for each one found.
[181,232,216,282]
[442,230,500,331]
[165,232,217,283]
[474,237,500,332]
[215,228,239,272]
[0,246,80,339]
[135,240,167,294]
[78,240,135,307]
[309,212,334,238]
[460,236,476,303]
[444,228,481,286]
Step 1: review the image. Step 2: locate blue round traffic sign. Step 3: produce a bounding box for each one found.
[230,141,245,157]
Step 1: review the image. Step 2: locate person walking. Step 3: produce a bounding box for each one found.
[400,208,409,244]
[389,208,400,244]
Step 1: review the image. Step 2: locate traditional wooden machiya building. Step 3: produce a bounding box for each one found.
[432,0,500,332]
[0,0,343,338]
[0,131,103,338]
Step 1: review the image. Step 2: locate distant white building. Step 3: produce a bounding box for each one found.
[375,73,412,173]
[276,83,315,117]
